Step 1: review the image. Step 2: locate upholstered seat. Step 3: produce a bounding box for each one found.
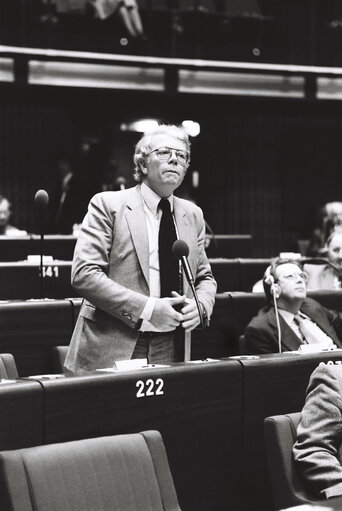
[51,345,69,373]
[0,353,18,379]
[0,430,181,511]
[264,412,322,510]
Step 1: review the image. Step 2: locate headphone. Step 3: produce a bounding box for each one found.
[264,266,281,299]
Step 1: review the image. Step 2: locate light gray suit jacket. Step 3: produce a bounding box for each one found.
[293,362,342,499]
[64,185,217,373]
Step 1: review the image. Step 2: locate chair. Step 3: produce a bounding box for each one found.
[51,345,68,373]
[0,430,181,511]
[0,353,18,379]
[264,412,322,510]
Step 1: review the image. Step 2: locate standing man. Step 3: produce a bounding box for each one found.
[64,125,216,374]
[244,257,342,354]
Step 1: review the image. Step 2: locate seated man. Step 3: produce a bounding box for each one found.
[0,195,27,236]
[244,257,342,354]
[293,361,342,499]
[305,230,342,290]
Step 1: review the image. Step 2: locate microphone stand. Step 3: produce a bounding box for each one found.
[193,284,207,361]
[39,208,45,299]
[184,271,207,361]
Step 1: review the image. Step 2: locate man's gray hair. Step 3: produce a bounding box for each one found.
[133,124,191,183]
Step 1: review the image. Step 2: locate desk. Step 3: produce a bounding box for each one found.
[0,299,75,376]
[0,260,75,299]
[0,235,77,262]
[206,234,253,258]
[39,360,243,511]
[209,258,270,292]
[238,352,342,511]
[0,354,341,509]
[282,497,342,509]
[0,380,43,450]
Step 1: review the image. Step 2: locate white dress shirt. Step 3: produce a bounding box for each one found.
[139,182,178,331]
[278,309,336,348]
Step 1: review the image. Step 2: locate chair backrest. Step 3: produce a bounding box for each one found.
[0,430,181,511]
[51,345,69,373]
[264,412,318,510]
[0,353,18,379]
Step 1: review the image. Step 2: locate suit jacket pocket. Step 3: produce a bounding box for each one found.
[79,302,117,327]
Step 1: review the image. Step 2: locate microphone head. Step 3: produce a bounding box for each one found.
[173,239,189,259]
[34,189,49,208]
[115,176,126,186]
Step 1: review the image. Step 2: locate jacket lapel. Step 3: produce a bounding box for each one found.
[125,186,149,287]
[173,199,197,294]
[301,300,341,345]
[267,308,302,351]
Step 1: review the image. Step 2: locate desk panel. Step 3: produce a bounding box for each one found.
[239,352,342,511]
[0,300,75,376]
[209,258,270,292]
[41,361,243,511]
[206,234,252,258]
[0,235,76,262]
[0,380,43,450]
[0,261,75,299]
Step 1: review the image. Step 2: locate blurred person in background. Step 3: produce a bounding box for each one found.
[0,195,27,236]
[305,229,342,290]
[307,201,342,257]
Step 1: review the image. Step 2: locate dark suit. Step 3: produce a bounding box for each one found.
[244,298,342,354]
[64,185,217,374]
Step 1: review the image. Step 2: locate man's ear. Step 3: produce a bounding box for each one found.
[140,160,148,175]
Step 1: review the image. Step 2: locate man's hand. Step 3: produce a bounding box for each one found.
[150,295,186,331]
[171,291,201,332]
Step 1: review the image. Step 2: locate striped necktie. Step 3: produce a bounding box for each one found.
[293,313,335,348]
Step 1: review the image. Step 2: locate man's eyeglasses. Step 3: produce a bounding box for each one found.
[279,272,308,283]
[147,147,189,165]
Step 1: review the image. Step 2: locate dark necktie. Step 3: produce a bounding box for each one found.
[158,198,179,297]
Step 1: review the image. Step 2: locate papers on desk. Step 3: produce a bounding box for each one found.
[96,359,170,372]
[26,255,54,264]
[186,358,221,364]
[27,374,65,380]
[298,345,342,354]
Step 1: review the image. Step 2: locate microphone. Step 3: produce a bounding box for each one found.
[34,189,49,208]
[173,240,194,286]
[115,177,126,191]
[34,189,49,299]
[173,240,207,360]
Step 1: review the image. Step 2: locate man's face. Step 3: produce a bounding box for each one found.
[0,200,11,228]
[274,263,307,302]
[142,134,188,197]
[327,233,342,269]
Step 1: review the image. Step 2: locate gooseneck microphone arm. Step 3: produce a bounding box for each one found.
[173,240,206,360]
[34,189,49,299]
